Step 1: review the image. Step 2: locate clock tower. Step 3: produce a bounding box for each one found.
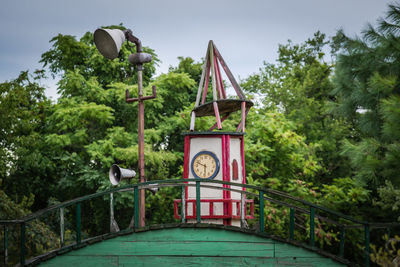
[175,41,254,226]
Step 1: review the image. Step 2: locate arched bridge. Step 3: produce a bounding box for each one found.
[1,179,398,266]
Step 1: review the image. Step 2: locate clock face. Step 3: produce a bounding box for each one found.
[191,151,220,179]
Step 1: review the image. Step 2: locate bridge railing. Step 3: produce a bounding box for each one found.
[0,179,399,266]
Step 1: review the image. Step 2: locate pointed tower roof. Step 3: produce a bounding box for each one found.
[190,41,253,132]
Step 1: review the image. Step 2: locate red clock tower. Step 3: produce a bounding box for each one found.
[174,41,254,226]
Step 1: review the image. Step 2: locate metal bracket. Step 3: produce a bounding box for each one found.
[126,85,157,103]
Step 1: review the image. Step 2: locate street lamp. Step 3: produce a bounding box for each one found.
[94,28,156,227]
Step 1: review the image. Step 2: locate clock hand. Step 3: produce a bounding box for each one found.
[197,162,206,167]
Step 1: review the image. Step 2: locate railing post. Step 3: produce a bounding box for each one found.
[289,207,294,240]
[4,225,8,266]
[20,222,25,266]
[109,192,119,232]
[110,192,114,232]
[365,224,370,267]
[310,206,315,247]
[76,203,81,244]
[259,191,264,233]
[60,207,64,247]
[240,192,245,228]
[196,181,201,223]
[134,186,139,229]
[181,185,186,223]
[339,226,345,258]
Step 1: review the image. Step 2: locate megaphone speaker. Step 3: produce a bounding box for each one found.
[109,164,136,185]
[94,28,126,60]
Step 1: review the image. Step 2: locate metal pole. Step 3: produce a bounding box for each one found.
[76,203,81,244]
[240,192,245,228]
[259,191,264,233]
[196,181,201,223]
[109,193,119,232]
[20,222,25,266]
[339,227,345,258]
[60,207,64,247]
[289,208,295,240]
[310,207,315,247]
[4,225,8,266]
[181,185,186,223]
[137,64,146,228]
[134,186,139,229]
[123,32,156,228]
[365,224,370,267]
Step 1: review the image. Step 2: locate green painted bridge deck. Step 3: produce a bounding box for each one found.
[39,227,343,267]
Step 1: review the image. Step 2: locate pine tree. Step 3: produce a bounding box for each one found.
[332,3,400,192]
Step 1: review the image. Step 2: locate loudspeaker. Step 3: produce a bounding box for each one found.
[94,28,126,60]
[109,164,136,185]
[128,53,153,65]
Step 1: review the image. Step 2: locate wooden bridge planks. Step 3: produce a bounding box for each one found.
[39,228,344,267]
[116,228,271,242]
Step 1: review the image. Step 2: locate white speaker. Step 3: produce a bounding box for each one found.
[94,28,126,60]
[109,164,136,185]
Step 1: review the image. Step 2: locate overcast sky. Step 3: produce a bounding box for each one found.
[0,0,392,99]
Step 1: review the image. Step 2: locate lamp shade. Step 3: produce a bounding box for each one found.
[94,28,126,60]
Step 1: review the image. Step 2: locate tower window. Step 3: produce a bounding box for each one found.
[232,159,239,180]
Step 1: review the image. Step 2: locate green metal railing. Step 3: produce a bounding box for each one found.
[0,179,399,266]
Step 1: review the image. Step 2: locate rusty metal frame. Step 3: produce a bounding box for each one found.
[190,40,251,132]
[123,30,157,228]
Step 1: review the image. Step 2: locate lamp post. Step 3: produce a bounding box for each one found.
[94,28,156,227]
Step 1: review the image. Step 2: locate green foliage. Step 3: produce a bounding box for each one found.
[371,234,400,267]
[150,72,196,125]
[263,177,369,217]
[0,71,56,209]
[332,3,400,188]
[169,57,203,103]
[374,181,400,222]
[243,31,331,111]
[318,177,370,219]
[146,186,181,224]
[242,32,351,182]
[169,57,203,84]
[259,176,370,254]
[0,26,193,213]
[0,183,58,265]
[246,111,321,184]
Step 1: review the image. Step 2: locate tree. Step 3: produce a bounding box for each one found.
[0,71,58,210]
[1,26,197,216]
[245,111,322,184]
[332,3,400,191]
[0,183,59,265]
[242,32,351,182]
[371,234,400,267]
[169,57,203,84]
